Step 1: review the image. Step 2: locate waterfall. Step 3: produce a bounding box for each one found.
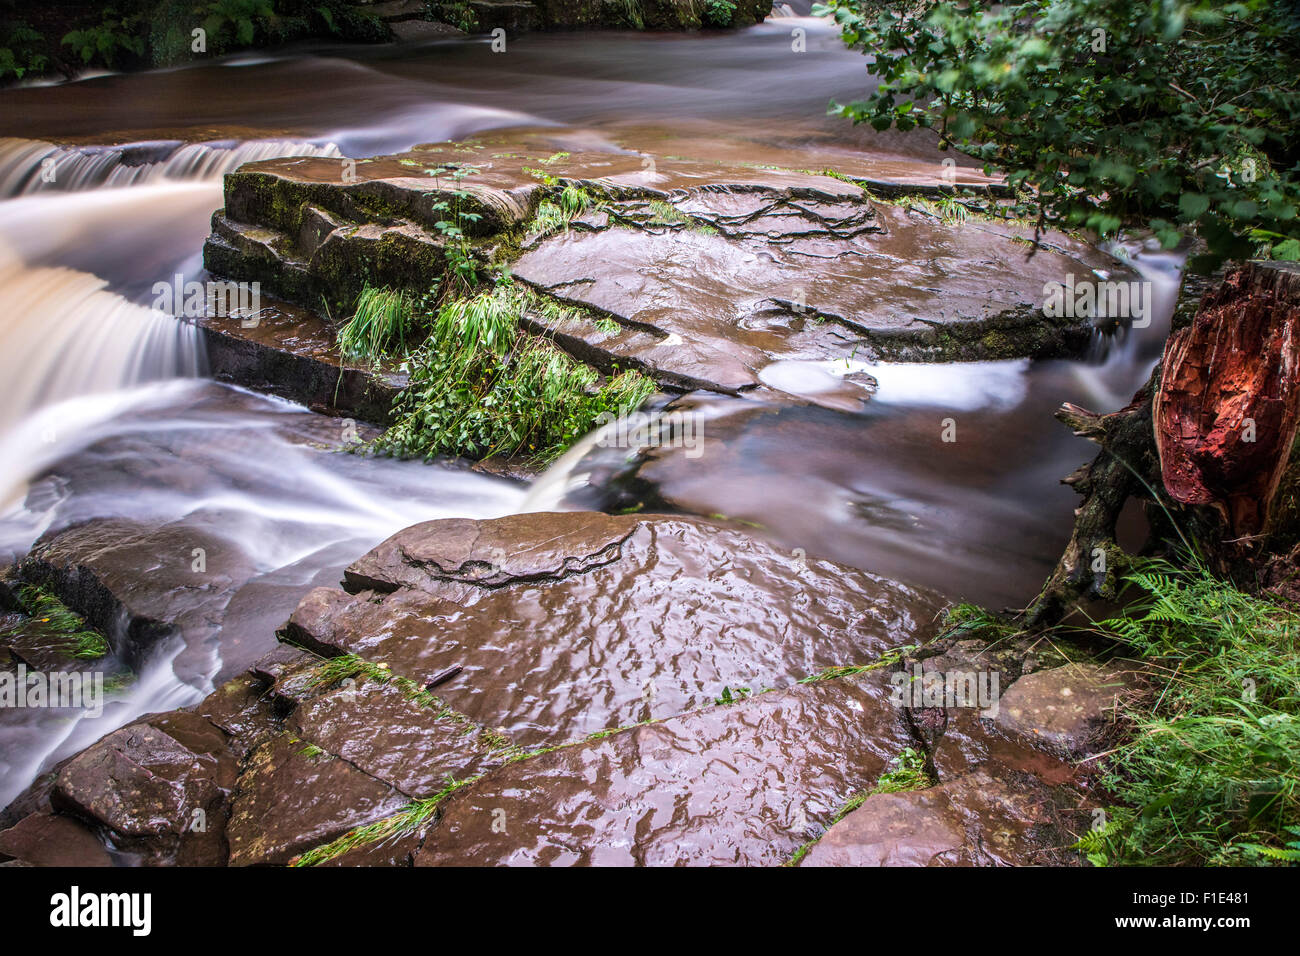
[0,136,341,198]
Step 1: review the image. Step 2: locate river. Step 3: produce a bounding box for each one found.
[0,17,1178,809]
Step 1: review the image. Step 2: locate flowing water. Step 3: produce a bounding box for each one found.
[0,19,1179,808]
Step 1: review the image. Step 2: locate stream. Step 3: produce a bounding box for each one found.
[0,18,1179,811]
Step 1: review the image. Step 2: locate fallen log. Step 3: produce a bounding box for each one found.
[1025,260,1300,626]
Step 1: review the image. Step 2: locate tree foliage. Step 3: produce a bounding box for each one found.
[815,0,1300,271]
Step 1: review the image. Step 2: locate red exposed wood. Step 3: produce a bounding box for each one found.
[1154,262,1300,535]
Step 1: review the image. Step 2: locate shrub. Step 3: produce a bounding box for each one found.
[1080,558,1300,865]
[815,0,1300,271]
[703,0,738,27]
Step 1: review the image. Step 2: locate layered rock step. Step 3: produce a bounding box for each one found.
[1,510,1111,866]
[199,294,404,423]
[202,128,1127,401]
[284,512,942,744]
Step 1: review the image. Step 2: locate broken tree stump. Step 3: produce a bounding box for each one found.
[1155,260,1300,538]
[1025,260,1300,627]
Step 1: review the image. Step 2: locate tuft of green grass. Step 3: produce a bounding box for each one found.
[646,199,690,226]
[527,184,597,239]
[290,776,478,867]
[798,644,917,684]
[375,282,654,463]
[336,285,418,364]
[1079,557,1300,866]
[867,747,932,796]
[2,586,110,660]
[940,602,1018,640]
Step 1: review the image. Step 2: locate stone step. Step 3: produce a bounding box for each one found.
[284,512,943,748]
[414,671,914,866]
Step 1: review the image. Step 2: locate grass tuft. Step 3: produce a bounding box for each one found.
[375,282,654,463]
[290,776,478,867]
[336,285,418,364]
[3,585,110,660]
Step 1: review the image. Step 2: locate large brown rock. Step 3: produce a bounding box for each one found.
[993,663,1139,760]
[414,672,914,866]
[0,812,111,867]
[285,512,943,747]
[798,769,1076,867]
[203,128,1120,400]
[50,712,236,864]
[17,518,257,675]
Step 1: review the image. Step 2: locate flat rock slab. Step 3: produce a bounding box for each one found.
[225,733,407,866]
[200,294,404,424]
[287,679,505,797]
[17,518,258,677]
[204,127,1123,399]
[285,511,943,746]
[515,204,1111,393]
[0,812,111,867]
[415,672,913,866]
[993,662,1140,759]
[798,769,1074,867]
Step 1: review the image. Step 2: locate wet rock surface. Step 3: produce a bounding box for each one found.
[415,672,914,866]
[0,811,112,867]
[200,294,405,424]
[993,662,1140,760]
[0,509,1110,866]
[48,712,236,865]
[225,733,407,867]
[203,128,1122,402]
[16,518,257,676]
[797,769,1078,867]
[285,511,944,745]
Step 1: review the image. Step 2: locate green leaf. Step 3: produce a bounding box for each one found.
[1179,192,1211,219]
[1271,238,1300,261]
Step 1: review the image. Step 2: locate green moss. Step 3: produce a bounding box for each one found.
[1,585,110,661]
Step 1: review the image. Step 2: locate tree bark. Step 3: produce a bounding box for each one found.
[1024,261,1300,627]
